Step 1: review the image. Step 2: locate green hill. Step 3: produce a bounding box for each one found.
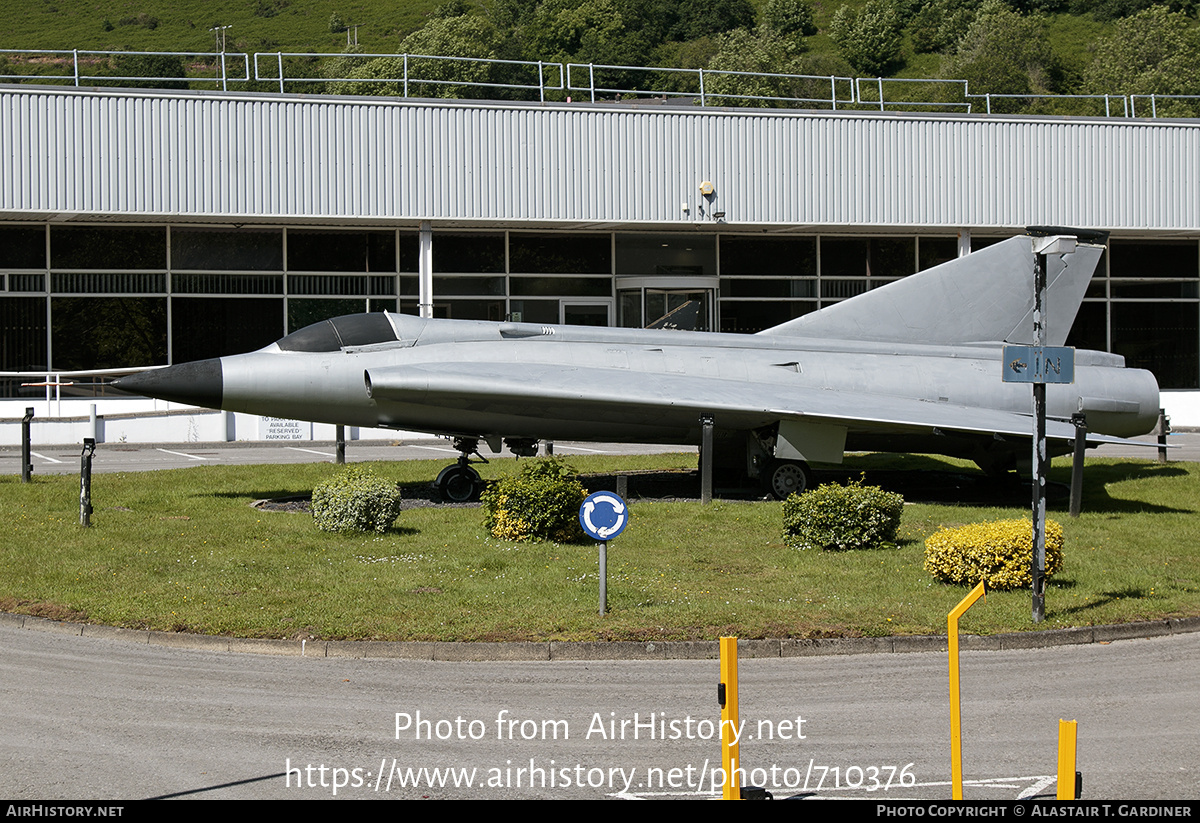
[2,0,438,54]
[2,0,1198,111]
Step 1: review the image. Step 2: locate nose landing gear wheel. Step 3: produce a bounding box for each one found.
[764,459,812,500]
[436,464,483,503]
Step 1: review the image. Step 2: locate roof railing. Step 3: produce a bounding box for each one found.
[253,51,564,101]
[1,48,1197,120]
[1129,94,1200,119]
[565,62,855,110]
[0,48,248,91]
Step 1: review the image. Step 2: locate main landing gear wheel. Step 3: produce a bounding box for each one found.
[435,436,488,503]
[764,459,813,500]
[436,464,484,503]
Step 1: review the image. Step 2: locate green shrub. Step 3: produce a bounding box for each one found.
[481,457,588,543]
[782,478,904,551]
[311,466,402,534]
[924,519,1064,590]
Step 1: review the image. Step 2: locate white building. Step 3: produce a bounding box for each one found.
[2,84,1198,441]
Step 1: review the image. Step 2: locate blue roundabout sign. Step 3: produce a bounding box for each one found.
[578,492,629,541]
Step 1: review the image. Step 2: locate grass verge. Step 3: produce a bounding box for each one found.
[1,452,1196,641]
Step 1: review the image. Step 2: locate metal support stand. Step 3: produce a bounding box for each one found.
[1157,408,1170,464]
[335,424,346,464]
[1069,413,1087,518]
[700,414,713,505]
[79,438,95,527]
[21,407,34,482]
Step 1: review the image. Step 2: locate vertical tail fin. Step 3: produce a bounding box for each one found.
[757,235,1103,346]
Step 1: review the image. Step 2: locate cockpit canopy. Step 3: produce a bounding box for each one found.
[275,313,399,352]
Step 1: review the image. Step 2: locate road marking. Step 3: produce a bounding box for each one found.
[409,445,460,454]
[156,448,208,461]
[29,451,64,464]
[611,774,1056,801]
[285,447,335,457]
[552,445,608,453]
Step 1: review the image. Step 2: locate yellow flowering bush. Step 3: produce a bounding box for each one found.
[924,519,1064,590]
[481,457,588,543]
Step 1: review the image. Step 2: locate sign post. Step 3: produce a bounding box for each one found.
[579,492,629,615]
[1002,234,1078,623]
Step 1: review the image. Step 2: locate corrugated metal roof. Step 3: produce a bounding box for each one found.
[2,86,1199,231]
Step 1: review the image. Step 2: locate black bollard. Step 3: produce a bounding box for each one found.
[80,438,95,527]
[21,407,33,482]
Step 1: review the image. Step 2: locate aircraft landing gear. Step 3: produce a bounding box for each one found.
[435,437,487,503]
[763,458,812,500]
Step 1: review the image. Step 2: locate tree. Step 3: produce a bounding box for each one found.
[675,0,757,40]
[1088,6,1200,101]
[910,0,981,54]
[939,5,1063,97]
[519,0,627,63]
[100,52,189,90]
[1068,0,1198,23]
[326,15,502,98]
[829,1,904,76]
[705,27,801,105]
[702,26,853,107]
[763,0,819,38]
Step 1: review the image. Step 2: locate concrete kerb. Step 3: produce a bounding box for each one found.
[9,611,1199,660]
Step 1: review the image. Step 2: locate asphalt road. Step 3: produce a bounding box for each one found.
[0,622,1195,800]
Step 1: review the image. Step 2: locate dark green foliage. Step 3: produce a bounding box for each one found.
[939,5,1064,95]
[830,1,905,76]
[481,457,588,543]
[782,478,904,551]
[100,51,188,90]
[910,0,980,53]
[1070,0,1197,22]
[675,0,756,40]
[706,26,823,105]
[1087,5,1200,101]
[432,0,473,19]
[326,15,501,98]
[764,0,818,37]
[311,466,402,534]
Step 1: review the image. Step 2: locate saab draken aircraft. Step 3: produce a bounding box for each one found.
[113,233,1161,501]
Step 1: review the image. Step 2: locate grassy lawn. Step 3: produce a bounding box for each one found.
[1,452,1196,641]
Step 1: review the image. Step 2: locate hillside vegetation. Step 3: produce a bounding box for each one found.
[2,0,1199,112]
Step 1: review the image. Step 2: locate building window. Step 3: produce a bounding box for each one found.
[172,228,283,271]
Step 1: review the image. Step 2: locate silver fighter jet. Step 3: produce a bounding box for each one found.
[114,234,1161,501]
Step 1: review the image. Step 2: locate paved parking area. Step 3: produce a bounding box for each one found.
[0,438,697,475]
[2,431,1192,478]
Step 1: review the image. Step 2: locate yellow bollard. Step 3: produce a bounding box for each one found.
[1057,719,1078,799]
[948,581,987,800]
[719,636,740,800]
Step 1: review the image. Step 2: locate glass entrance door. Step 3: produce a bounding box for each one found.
[616,277,718,331]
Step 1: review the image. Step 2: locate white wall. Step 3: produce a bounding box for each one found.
[0,398,410,446]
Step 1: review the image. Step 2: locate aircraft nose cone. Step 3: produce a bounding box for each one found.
[112,359,224,409]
